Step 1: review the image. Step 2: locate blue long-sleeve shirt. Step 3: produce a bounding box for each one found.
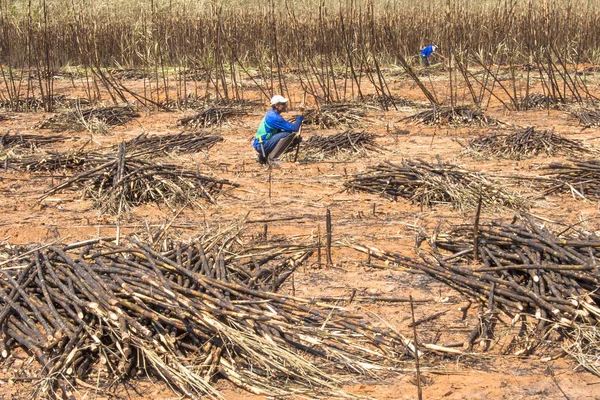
[420,45,435,58]
[254,109,303,150]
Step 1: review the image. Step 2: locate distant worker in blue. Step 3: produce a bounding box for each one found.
[420,45,438,67]
[253,95,304,165]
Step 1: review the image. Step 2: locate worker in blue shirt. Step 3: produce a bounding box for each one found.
[253,95,303,165]
[420,45,438,67]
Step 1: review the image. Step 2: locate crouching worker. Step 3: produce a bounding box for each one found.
[253,95,303,165]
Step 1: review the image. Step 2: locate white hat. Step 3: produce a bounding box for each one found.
[270,95,289,106]
[432,45,438,51]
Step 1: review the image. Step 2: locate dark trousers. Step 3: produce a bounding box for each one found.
[420,54,430,67]
[267,133,302,162]
[256,132,302,163]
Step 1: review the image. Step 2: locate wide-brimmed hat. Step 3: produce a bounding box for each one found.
[270,95,289,106]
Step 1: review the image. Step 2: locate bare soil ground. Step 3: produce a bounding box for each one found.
[2,69,600,399]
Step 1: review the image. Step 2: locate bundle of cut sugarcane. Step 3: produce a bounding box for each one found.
[0,132,67,150]
[162,96,260,112]
[0,97,45,112]
[349,215,600,372]
[182,68,208,81]
[6,151,104,173]
[303,102,367,128]
[404,105,500,126]
[429,217,600,323]
[344,159,525,211]
[304,130,381,156]
[362,94,416,109]
[38,143,237,213]
[107,68,151,80]
[535,159,600,200]
[120,131,223,155]
[429,217,600,364]
[461,127,597,160]
[0,234,408,398]
[38,105,139,132]
[571,108,600,128]
[162,95,208,111]
[519,94,561,110]
[0,96,78,112]
[177,105,248,128]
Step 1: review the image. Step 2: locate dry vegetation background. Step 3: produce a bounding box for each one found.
[2,0,600,399]
[2,0,600,108]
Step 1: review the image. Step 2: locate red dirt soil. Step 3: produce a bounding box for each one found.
[1,71,600,399]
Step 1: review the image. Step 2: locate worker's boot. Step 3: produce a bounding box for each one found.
[256,152,268,165]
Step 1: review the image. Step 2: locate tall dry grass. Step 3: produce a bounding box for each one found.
[1,0,599,66]
[1,0,599,109]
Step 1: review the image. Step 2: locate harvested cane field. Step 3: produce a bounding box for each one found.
[3,0,600,399]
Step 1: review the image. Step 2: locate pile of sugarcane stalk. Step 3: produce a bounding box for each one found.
[1,132,67,150]
[5,131,224,173]
[162,95,209,111]
[0,96,78,112]
[304,130,381,157]
[107,68,152,80]
[5,151,105,173]
[178,105,248,128]
[182,68,208,81]
[349,215,600,373]
[38,143,237,213]
[519,94,561,110]
[362,94,416,109]
[404,105,500,126]
[0,97,45,112]
[163,96,260,112]
[536,159,600,200]
[120,131,223,155]
[430,216,600,363]
[428,216,600,324]
[0,234,408,398]
[571,106,600,128]
[303,103,368,128]
[39,105,139,132]
[344,159,525,211]
[461,127,597,160]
